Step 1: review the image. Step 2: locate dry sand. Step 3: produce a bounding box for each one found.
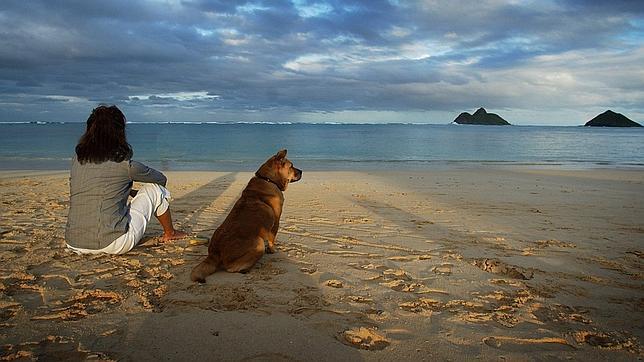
[0,168,642,361]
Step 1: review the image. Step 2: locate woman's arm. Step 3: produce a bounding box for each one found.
[128,160,167,186]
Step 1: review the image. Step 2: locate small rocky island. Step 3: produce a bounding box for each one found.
[584,110,642,127]
[453,108,511,125]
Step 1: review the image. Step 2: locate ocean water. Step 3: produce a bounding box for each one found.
[0,122,643,171]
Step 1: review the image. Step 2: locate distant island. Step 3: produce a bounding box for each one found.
[453,108,511,125]
[584,110,642,127]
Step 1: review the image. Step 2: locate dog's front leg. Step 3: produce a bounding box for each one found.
[266,219,279,254]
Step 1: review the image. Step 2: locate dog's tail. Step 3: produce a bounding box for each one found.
[190,254,219,283]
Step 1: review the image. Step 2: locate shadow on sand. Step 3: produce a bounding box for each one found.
[122,172,365,361]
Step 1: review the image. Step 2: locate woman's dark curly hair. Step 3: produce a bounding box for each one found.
[75,105,133,164]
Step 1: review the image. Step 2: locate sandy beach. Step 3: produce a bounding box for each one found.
[0,168,642,361]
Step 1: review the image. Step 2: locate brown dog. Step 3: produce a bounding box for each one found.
[191,149,302,283]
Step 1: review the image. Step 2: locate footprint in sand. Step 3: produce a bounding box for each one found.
[32,289,123,321]
[0,301,21,327]
[325,280,344,288]
[431,263,453,276]
[472,258,534,280]
[572,330,640,352]
[535,239,576,248]
[0,335,112,360]
[382,269,412,281]
[351,263,387,271]
[533,304,593,325]
[347,296,373,304]
[340,327,390,350]
[380,280,425,292]
[398,298,443,313]
[8,285,46,311]
[299,267,317,274]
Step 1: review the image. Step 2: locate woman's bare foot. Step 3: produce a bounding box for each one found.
[161,230,188,242]
[156,209,187,242]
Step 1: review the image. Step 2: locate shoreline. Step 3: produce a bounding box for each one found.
[2,161,644,174]
[4,167,644,181]
[1,168,642,360]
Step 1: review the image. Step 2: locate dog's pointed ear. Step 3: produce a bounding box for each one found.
[275,149,287,160]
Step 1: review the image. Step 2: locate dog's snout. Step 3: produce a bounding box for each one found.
[292,168,302,182]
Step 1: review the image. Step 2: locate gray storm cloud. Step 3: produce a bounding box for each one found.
[0,0,643,124]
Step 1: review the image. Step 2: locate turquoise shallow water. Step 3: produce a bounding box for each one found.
[0,123,643,171]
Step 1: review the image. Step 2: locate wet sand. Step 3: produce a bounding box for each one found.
[0,168,642,360]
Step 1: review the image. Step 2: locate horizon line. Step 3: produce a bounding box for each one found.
[0,120,601,127]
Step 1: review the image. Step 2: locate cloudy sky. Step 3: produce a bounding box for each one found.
[1,0,643,125]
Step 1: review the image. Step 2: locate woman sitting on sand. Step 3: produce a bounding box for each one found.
[65,105,187,254]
